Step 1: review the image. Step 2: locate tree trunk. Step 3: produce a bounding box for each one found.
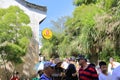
[89,53,98,65]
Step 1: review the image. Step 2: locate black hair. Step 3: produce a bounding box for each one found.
[38,70,43,76]
[16,72,19,75]
[89,63,96,67]
[77,54,87,62]
[99,61,106,68]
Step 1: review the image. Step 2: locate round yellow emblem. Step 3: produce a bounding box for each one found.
[42,28,52,39]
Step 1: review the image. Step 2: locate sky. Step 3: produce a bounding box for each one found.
[26,0,75,31]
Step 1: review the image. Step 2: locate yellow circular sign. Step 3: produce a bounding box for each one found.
[42,28,52,39]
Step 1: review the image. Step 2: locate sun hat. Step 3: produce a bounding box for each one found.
[44,61,56,69]
[54,58,62,64]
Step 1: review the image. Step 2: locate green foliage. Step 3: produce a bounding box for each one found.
[40,0,120,63]
[7,6,30,24]
[40,34,60,59]
[73,4,103,26]
[18,37,30,52]
[73,0,97,6]
[57,36,71,57]
[96,0,120,61]
[19,26,32,38]
[105,0,114,9]
[99,0,119,11]
[65,4,103,55]
[40,17,69,59]
[0,9,6,19]
[0,42,25,64]
[0,6,32,64]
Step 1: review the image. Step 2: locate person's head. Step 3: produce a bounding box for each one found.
[69,56,75,61]
[54,58,63,68]
[63,57,69,63]
[69,56,76,63]
[99,61,107,74]
[53,58,62,64]
[43,61,56,76]
[77,54,87,66]
[37,70,43,76]
[109,57,114,63]
[89,63,96,68]
[13,71,19,77]
[50,58,54,63]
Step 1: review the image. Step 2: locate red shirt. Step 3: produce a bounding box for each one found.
[10,76,20,80]
[79,64,98,80]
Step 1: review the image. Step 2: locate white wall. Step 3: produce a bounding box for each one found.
[0,0,46,43]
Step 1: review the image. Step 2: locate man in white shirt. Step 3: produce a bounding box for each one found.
[99,61,112,80]
[112,65,120,80]
[108,57,120,74]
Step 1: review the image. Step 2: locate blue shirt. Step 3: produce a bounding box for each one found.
[40,74,52,80]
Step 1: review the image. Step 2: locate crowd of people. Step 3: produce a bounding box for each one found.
[10,55,120,80]
[30,55,120,80]
[0,53,117,80]
[32,55,120,80]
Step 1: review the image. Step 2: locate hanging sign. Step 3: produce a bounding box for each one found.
[42,28,52,39]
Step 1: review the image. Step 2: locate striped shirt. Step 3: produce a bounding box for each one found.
[79,64,98,80]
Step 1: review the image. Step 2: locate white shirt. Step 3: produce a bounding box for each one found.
[108,62,120,74]
[99,72,112,80]
[112,66,120,80]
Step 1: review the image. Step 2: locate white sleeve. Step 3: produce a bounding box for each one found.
[108,63,112,74]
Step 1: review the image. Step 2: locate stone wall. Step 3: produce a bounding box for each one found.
[0,38,39,79]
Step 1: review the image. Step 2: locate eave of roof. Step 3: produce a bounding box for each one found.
[16,0,47,12]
